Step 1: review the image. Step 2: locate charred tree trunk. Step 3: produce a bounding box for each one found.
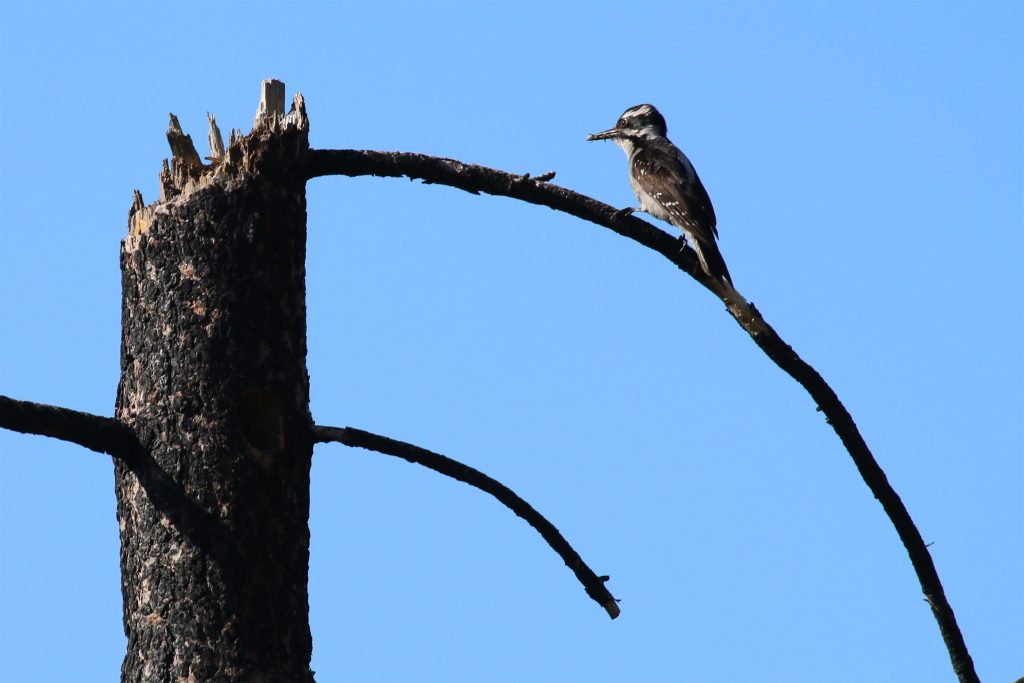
[113,81,315,683]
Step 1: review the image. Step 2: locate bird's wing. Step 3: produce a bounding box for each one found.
[631,144,719,241]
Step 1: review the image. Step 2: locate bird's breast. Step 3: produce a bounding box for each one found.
[628,175,673,223]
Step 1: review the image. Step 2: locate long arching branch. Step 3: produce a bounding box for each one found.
[304,149,978,683]
[313,425,620,619]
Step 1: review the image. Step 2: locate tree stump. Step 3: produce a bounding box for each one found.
[114,80,315,683]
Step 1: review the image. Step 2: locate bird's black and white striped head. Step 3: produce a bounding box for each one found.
[613,103,668,138]
[587,103,668,154]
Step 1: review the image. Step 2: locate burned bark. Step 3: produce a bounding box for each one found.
[114,81,315,683]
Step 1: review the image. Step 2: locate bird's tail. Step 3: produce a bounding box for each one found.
[692,236,733,286]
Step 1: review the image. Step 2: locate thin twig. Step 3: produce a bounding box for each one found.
[313,424,620,619]
[304,149,978,683]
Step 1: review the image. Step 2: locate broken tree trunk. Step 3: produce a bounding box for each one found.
[114,81,314,683]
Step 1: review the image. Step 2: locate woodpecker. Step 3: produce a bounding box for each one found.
[587,103,732,285]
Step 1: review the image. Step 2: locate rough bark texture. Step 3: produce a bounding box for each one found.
[114,81,315,683]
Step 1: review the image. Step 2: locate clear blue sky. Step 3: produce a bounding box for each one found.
[1,2,1021,682]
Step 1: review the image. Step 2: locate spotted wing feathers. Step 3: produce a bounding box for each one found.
[631,145,731,284]
[630,145,718,240]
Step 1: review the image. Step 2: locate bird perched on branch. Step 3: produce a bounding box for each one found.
[587,103,732,285]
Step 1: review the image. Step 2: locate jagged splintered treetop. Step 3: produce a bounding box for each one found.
[128,79,308,238]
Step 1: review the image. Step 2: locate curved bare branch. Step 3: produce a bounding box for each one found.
[304,149,978,683]
[313,424,620,619]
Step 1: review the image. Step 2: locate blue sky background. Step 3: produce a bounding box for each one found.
[1,2,1021,682]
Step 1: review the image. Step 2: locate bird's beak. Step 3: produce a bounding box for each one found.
[586,128,620,142]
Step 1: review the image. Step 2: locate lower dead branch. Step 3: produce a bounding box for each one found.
[313,424,620,619]
[0,394,238,559]
[0,395,137,458]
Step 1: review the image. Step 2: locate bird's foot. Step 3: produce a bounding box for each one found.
[611,207,636,221]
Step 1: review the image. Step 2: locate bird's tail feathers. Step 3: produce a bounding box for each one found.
[692,237,733,287]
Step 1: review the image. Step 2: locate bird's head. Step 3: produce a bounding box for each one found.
[586,104,668,147]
